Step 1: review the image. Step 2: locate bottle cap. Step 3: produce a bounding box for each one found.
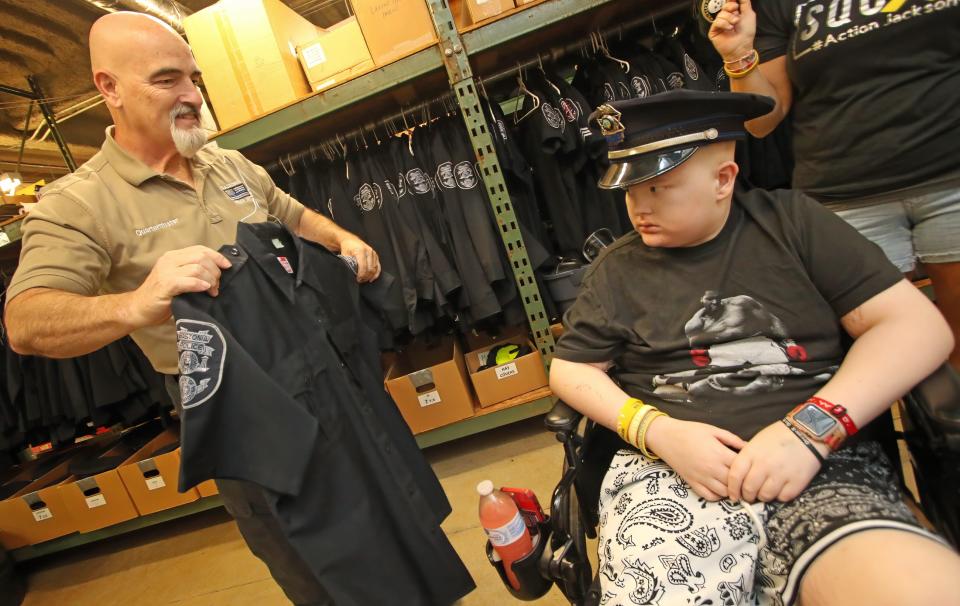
[476,480,494,496]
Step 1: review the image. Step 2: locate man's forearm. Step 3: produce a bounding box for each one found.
[296,209,351,251]
[731,71,785,138]
[4,288,137,358]
[549,357,628,431]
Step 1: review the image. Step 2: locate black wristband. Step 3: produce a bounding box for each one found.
[781,418,826,465]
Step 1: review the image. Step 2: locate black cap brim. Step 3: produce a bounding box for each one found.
[598,147,699,190]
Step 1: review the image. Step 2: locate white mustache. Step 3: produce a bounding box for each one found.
[171,105,200,120]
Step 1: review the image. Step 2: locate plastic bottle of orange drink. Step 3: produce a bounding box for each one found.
[477,480,533,590]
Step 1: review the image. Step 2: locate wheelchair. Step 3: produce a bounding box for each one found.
[486,363,960,605]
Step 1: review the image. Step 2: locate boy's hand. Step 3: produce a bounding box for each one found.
[645,417,746,501]
[727,421,827,503]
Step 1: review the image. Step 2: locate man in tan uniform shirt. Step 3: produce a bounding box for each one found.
[4,12,379,605]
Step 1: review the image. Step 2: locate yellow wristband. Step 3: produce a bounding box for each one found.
[638,411,668,459]
[616,398,645,441]
[626,404,653,447]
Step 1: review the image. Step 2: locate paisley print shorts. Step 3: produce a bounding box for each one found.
[597,441,943,606]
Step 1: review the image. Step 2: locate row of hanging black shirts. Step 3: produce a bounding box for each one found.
[0,290,172,462]
[267,18,796,338]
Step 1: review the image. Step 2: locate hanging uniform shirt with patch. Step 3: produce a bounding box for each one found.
[171,222,475,605]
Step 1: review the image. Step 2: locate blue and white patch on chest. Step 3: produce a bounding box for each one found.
[221,181,252,202]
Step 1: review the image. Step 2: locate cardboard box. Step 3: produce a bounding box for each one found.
[351,0,438,66]
[184,0,318,129]
[297,17,374,92]
[118,428,199,515]
[465,0,514,24]
[0,458,79,549]
[385,336,475,434]
[197,480,220,498]
[58,442,140,534]
[465,339,548,408]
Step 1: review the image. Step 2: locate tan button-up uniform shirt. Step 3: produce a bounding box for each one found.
[6,127,305,374]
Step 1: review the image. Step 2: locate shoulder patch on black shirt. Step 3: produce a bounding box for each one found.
[176,319,226,409]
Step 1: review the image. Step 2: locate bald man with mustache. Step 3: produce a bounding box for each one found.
[4,12,379,604]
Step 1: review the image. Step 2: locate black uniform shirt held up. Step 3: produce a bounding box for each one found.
[171,222,474,605]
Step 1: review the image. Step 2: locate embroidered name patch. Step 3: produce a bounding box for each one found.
[176,320,226,409]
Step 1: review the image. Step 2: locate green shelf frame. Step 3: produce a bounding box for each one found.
[414,395,555,449]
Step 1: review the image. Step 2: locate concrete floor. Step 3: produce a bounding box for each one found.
[18,417,578,605]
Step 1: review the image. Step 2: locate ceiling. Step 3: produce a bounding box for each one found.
[0,0,351,183]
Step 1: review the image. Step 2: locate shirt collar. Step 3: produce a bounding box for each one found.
[101,125,213,187]
[235,221,307,303]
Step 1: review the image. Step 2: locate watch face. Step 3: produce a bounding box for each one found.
[794,405,836,437]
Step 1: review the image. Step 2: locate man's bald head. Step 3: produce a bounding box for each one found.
[90,12,189,78]
[89,11,206,160]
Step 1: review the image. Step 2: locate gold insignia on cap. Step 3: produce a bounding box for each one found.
[591,104,625,144]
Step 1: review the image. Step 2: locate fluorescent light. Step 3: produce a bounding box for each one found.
[0,172,22,196]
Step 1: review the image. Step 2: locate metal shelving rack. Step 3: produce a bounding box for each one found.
[9,0,686,561]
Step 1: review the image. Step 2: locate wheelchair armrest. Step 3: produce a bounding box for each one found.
[904,364,960,432]
[545,400,583,434]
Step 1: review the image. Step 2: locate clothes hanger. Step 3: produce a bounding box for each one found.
[277,153,296,177]
[513,63,541,125]
[598,31,631,73]
[537,54,562,97]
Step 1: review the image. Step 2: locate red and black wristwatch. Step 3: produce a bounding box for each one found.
[785,397,858,451]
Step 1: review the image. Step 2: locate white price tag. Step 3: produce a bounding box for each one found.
[32,507,52,522]
[495,363,518,380]
[302,43,327,68]
[418,390,442,407]
[146,476,166,491]
[477,351,490,365]
[85,494,107,509]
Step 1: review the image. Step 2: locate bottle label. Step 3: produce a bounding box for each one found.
[484,511,527,547]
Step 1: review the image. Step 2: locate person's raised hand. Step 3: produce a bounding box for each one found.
[128,246,232,327]
[645,416,746,501]
[709,0,757,63]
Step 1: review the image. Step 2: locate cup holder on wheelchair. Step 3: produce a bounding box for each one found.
[484,519,554,600]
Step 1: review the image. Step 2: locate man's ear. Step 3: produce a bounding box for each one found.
[93,70,122,109]
[716,160,739,200]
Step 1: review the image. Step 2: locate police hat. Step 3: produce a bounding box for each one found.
[592,90,775,190]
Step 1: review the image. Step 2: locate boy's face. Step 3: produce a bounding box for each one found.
[624,145,736,248]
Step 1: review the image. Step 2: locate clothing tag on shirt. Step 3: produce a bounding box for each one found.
[85,494,107,509]
[495,363,519,380]
[477,351,490,366]
[277,256,294,274]
[221,181,252,202]
[271,238,285,249]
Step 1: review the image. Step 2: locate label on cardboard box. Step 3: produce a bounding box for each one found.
[496,363,519,380]
[32,507,52,522]
[301,43,327,68]
[418,390,442,407]
[146,476,166,491]
[85,494,107,509]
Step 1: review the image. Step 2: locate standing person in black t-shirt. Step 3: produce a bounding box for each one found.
[550,91,960,606]
[708,0,960,369]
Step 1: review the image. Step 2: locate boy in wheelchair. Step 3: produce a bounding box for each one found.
[549,90,960,606]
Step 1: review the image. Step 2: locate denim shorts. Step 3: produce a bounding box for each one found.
[830,184,960,273]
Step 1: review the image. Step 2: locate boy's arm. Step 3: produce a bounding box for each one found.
[550,357,746,501]
[727,279,952,503]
